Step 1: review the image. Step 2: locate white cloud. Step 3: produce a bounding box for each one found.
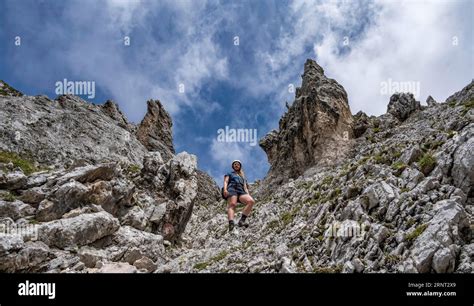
[314,0,473,115]
[57,0,229,122]
[240,0,472,118]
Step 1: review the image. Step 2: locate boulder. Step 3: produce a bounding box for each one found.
[38,211,120,248]
[387,93,421,121]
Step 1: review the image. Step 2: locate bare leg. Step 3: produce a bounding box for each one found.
[238,194,255,216]
[227,196,238,221]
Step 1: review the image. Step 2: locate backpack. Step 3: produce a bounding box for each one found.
[221,187,227,200]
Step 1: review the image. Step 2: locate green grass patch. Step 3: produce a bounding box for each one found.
[448,101,457,108]
[391,161,407,176]
[358,156,370,165]
[417,153,437,175]
[193,262,210,271]
[211,250,229,262]
[322,176,333,186]
[405,223,428,242]
[385,254,402,265]
[0,151,37,175]
[374,153,387,164]
[305,190,323,206]
[1,191,16,202]
[446,130,456,139]
[127,164,141,174]
[366,136,376,143]
[329,188,341,200]
[400,187,410,193]
[313,265,343,273]
[267,219,280,230]
[393,151,402,159]
[281,206,301,227]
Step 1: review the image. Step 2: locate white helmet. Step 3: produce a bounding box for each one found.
[231,160,242,168]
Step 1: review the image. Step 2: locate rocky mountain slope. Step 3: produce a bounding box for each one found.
[0,84,219,272]
[0,61,472,273]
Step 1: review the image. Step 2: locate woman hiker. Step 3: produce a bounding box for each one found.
[223,160,255,232]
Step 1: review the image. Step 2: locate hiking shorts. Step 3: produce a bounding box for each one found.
[226,185,247,200]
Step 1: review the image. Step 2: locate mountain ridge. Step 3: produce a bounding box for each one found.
[0,60,472,273]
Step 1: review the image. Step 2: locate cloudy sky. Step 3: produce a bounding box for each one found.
[1,0,472,184]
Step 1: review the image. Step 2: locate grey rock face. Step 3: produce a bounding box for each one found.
[157,152,198,242]
[0,82,222,273]
[0,233,24,256]
[38,211,120,248]
[399,145,422,165]
[97,262,137,273]
[101,100,135,133]
[0,200,35,221]
[260,59,353,186]
[107,226,164,263]
[133,256,157,272]
[387,93,421,121]
[445,80,473,105]
[353,111,370,138]
[0,94,147,167]
[167,78,473,274]
[451,126,473,198]
[0,170,27,190]
[136,100,175,160]
[410,199,468,273]
[0,241,50,272]
[426,95,437,107]
[1,64,472,274]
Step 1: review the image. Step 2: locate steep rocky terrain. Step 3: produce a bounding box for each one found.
[0,83,219,272]
[0,61,472,273]
[162,66,473,274]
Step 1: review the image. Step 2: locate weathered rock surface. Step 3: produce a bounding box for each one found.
[387,93,421,121]
[0,64,472,274]
[0,93,147,167]
[136,100,175,160]
[260,59,354,187]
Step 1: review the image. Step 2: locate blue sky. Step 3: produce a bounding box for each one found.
[1,0,473,185]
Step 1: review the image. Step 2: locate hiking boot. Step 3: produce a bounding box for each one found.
[228,220,235,232]
[238,219,249,228]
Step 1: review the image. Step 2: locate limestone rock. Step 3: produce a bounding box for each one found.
[136,100,175,160]
[260,59,353,186]
[387,93,421,121]
[38,211,120,249]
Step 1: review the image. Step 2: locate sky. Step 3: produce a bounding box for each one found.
[1,0,473,185]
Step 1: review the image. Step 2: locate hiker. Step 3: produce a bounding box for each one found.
[223,160,255,232]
